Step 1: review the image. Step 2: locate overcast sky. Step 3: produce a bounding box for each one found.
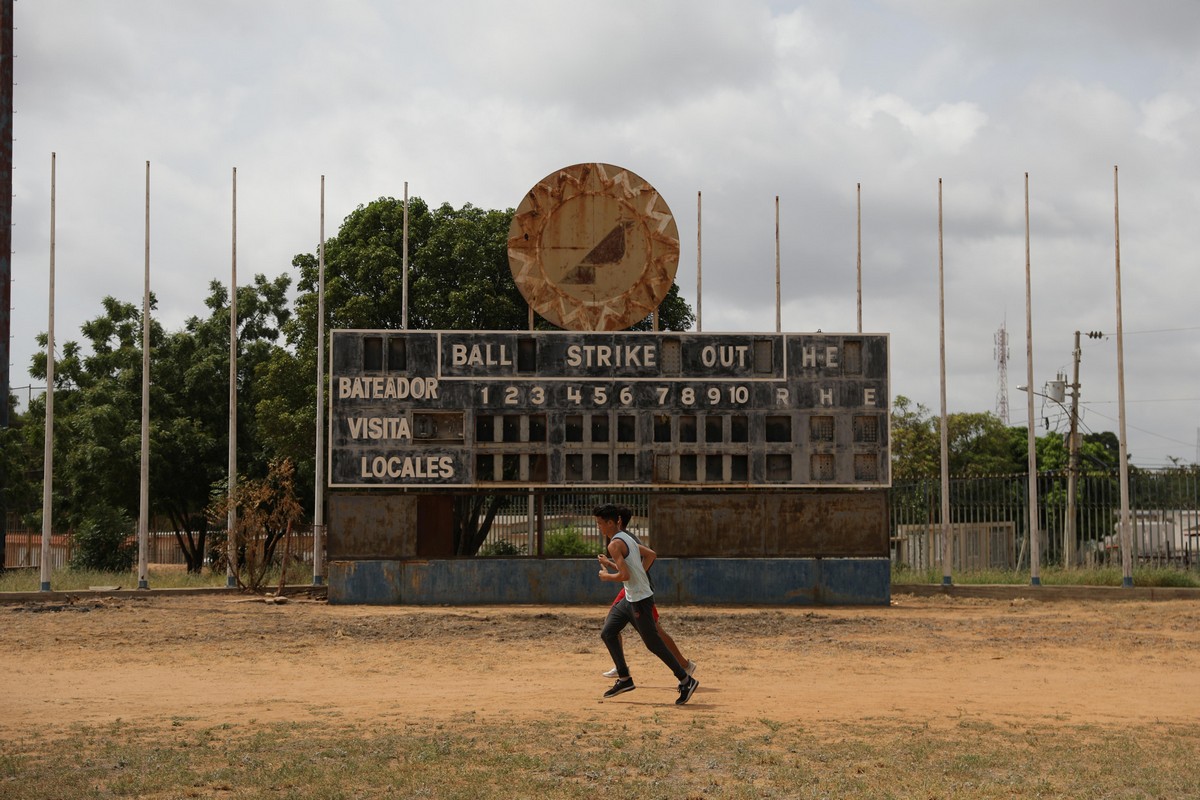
[9,0,1200,467]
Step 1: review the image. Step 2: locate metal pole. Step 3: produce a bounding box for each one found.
[696,191,702,332]
[1113,165,1133,587]
[137,161,151,590]
[1066,330,1082,567]
[402,181,409,329]
[527,286,535,554]
[1023,173,1040,585]
[937,179,952,585]
[39,153,56,592]
[856,182,862,333]
[226,167,238,588]
[313,175,326,586]
[774,195,781,333]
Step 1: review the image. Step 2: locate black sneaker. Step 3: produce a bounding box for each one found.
[603,677,635,698]
[676,675,699,705]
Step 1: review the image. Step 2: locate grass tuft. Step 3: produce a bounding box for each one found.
[892,563,1200,587]
[0,563,313,593]
[1,718,1196,799]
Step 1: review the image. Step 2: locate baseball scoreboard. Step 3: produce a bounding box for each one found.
[329,329,889,489]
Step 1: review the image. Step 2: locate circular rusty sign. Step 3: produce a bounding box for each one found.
[508,163,680,331]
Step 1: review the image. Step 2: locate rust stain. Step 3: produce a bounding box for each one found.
[508,162,680,331]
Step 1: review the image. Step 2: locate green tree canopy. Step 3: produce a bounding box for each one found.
[890,395,941,476]
[287,197,694,347]
[150,276,292,570]
[24,277,291,572]
[28,296,165,527]
[1,393,39,532]
[888,395,1121,477]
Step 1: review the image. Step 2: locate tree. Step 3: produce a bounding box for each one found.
[0,394,38,528]
[28,297,163,531]
[209,457,304,592]
[25,278,291,574]
[890,396,1087,477]
[1081,432,1120,472]
[151,276,292,572]
[453,495,504,557]
[945,412,1024,475]
[254,346,317,496]
[1035,431,1069,471]
[69,505,136,573]
[890,395,939,476]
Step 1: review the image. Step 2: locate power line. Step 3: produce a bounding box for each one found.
[1076,405,1197,449]
[1124,326,1200,335]
[1083,398,1200,404]
[1087,326,1200,337]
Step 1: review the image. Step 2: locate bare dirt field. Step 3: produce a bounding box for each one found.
[2,591,1199,798]
[2,592,1200,796]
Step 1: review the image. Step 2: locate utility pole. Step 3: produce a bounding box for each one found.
[1065,330,1083,567]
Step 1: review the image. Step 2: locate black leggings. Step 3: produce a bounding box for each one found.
[600,597,686,681]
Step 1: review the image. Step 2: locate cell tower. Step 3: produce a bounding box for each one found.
[994,322,1010,425]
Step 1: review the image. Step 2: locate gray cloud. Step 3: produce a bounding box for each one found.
[8,0,1198,466]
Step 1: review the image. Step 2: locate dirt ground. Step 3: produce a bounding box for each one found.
[2,592,1198,739]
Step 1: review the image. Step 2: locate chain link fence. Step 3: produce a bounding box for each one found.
[891,468,1200,571]
[8,469,1199,573]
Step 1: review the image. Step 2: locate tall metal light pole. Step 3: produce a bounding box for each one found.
[1113,166,1133,587]
[937,179,952,585]
[696,191,702,332]
[774,196,781,333]
[313,175,326,586]
[1023,173,1041,585]
[227,167,238,588]
[137,161,151,590]
[40,154,56,591]
[856,182,862,333]
[402,182,409,330]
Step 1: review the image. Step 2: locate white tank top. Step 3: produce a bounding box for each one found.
[613,530,653,602]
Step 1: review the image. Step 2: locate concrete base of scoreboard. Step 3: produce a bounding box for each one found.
[327,557,890,606]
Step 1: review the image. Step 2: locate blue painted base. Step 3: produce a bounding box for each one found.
[328,558,890,606]
[40,582,51,592]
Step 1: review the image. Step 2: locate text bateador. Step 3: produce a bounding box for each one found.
[338,376,440,400]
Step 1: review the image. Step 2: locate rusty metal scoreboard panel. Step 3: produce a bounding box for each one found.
[328,330,889,489]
